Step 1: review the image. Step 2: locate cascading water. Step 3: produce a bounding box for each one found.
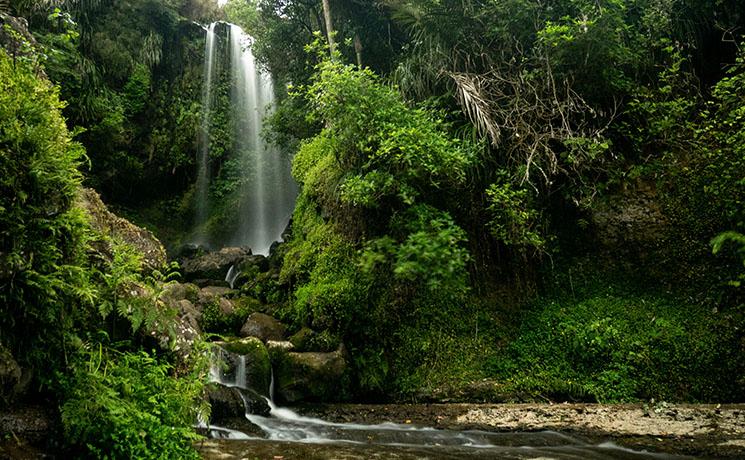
[194,22,217,244]
[228,24,296,255]
[202,345,683,459]
[193,23,296,254]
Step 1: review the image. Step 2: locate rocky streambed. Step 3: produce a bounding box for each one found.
[198,402,745,459]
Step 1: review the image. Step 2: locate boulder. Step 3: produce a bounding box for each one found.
[181,247,251,282]
[213,339,272,397]
[174,243,209,261]
[206,384,270,420]
[76,188,167,273]
[159,282,200,305]
[266,340,294,354]
[198,286,233,301]
[240,313,286,342]
[196,287,236,318]
[193,279,230,288]
[142,283,201,361]
[272,346,349,403]
[237,254,270,274]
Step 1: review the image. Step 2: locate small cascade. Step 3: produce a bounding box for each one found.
[208,345,248,389]
[194,23,217,244]
[269,367,275,403]
[202,345,676,458]
[224,264,240,289]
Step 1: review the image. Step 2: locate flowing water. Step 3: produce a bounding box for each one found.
[194,22,217,244]
[203,346,688,460]
[228,24,296,255]
[194,23,297,254]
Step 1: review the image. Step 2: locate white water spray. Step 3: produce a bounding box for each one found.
[228,24,296,255]
[194,23,217,244]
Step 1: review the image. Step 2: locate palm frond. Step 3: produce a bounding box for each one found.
[449,72,500,146]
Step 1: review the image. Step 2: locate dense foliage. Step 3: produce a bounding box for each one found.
[0,39,205,457]
[231,0,744,400]
[2,5,745,459]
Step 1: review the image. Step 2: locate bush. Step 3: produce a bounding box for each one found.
[0,47,92,383]
[61,348,205,459]
[490,289,744,402]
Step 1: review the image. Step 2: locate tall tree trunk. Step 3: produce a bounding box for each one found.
[321,0,336,57]
[354,33,363,68]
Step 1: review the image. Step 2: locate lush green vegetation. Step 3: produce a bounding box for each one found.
[228,0,744,401]
[0,38,206,458]
[2,0,745,455]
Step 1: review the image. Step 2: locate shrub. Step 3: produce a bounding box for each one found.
[61,348,205,459]
[0,47,92,382]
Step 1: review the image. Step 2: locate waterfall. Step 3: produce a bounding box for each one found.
[194,23,217,244]
[194,23,297,254]
[228,24,297,255]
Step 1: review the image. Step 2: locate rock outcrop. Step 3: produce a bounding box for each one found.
[591,183,667,249]
[77,188,167,272]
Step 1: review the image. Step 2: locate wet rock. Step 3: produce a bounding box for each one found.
[207,383,270,419]
[0,343,21,404]
[181,247,251,282]
[214,339,272,397]
[0,406,54,445]
[272,346,349,403]
[240,313,286,342]
[76,188,167,273]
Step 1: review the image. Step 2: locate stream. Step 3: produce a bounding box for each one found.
[199,402,689,459]
[202,348,690,460]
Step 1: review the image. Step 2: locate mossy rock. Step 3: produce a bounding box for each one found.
[271,346,350,403]
[289,328,340,352]
[200,295,261,335]
[219,338,272,396]
[289,327,315,351]
[239,312,287,342]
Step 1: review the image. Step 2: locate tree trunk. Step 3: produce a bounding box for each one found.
[321,0,336,57]
[354,33,363,68]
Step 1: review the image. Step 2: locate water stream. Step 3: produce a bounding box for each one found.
[203,346,687,459]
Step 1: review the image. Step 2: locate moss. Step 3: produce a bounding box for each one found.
[201,296,262,335]
[485,285,745,403]
[221,338,271,395]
